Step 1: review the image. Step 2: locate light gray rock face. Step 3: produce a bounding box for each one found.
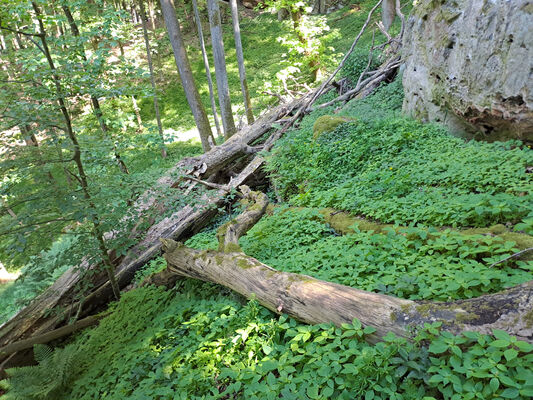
[402,0,533,142]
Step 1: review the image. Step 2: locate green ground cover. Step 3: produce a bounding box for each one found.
[2,3,532,400]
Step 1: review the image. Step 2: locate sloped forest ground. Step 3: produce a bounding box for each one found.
[1,3,533,400]
[0,1,377,325]
[3,76,532,400]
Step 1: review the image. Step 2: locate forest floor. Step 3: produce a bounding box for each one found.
[1,2,532,400]
[3,70,532,399]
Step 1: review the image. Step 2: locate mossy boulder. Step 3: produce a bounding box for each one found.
[312,115,356,140]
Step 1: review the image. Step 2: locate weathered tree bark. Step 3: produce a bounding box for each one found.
[229,0,254,124]
[192,0,223,139]
[207,0,237,139]
[138,0,167,157]
[160,0,213,152]
[0,314,103,358]
[157,188,533,343]
[382,0,396,31]
[313,0,326,15]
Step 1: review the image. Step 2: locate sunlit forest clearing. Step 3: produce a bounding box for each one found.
[0,1,532,399]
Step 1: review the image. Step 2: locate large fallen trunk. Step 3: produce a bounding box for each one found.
[156,187,533,343]
[0,95,310,367]
[0,0,399,360]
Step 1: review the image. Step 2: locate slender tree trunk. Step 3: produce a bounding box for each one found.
[192,0,222,138]
[13,23,25,49]
[32,2,121,300]
[278,8,289,21]
[207,0,236,140]
[0,32,7,50]
[313,0,326,14]
[131,95,143,130]
[62,4,129,174]
[148,0,157,30]
[382,0,396,31]
[159,0,213,152]
[138,0,167,157]
[229,0,254,124]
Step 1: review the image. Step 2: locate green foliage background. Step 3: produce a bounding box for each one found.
[1,2,532,400]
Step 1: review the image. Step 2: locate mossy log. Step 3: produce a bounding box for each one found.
[157,190,533,344]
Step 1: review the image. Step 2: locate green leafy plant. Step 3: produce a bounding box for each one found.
[0,344,79,400]
[9,285,531,400]
[266,80,533,228]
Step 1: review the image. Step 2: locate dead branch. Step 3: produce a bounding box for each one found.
[489,247,533,268]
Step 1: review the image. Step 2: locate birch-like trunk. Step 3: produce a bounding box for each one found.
[229,0,254,124]
[207,0,236,139]
[159,0,213,152]
[138,0,167,157]
[192,0,223,139]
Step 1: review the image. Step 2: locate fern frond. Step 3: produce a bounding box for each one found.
[33,344,53,364]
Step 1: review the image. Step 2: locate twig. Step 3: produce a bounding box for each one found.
[376,21,392,42]
[488,248,533,268]
[356,28,376,89]
[183,176,232,193]
[395,0,406,42]
[262,90,284,102]
[311,56,401,111]
[0,23,42,38]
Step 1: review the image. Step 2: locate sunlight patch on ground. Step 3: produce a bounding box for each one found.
[163,127,201,143]
[0,261,19,283]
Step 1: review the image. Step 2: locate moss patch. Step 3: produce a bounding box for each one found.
[236,257,254,269]
[224,243,242,254]
[319,208,392,234]
[312,115,357,140]
[524,308,533,329]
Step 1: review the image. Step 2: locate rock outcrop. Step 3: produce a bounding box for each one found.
[402,0,533,142]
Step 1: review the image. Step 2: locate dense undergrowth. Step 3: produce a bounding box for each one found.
[266,80,533,228]
[3,284,532,400]
[2,3,533,399]
[3,73,532,399]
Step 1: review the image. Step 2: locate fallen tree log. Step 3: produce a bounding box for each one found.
[0,84,334,371]
[0,0,400,363]
[0,94,311,364]
[155,187,533,343]
[0,314,103,358]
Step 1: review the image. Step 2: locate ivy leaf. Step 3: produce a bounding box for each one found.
[429,340,448,354]
[503,348,518,361]
[500,388,519,398]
